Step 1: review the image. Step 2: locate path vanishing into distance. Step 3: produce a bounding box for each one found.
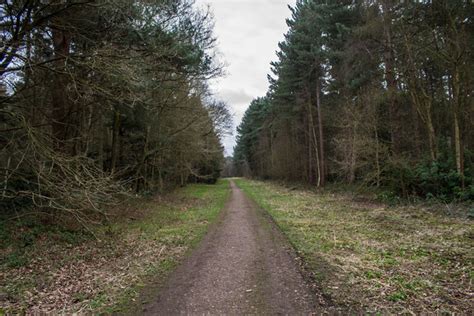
[143,181,321,315]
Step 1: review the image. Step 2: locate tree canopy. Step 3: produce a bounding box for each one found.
[0,0,231,223]
[234,0,474,200]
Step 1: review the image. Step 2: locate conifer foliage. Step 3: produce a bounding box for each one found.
[234,0,473,200]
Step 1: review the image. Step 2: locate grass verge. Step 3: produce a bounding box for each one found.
[0,180,230,314]
[235,178,473,314]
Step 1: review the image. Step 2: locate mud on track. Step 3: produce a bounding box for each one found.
[142,181,321,315]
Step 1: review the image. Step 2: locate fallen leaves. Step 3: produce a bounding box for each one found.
[0,181,230,314]
[1,234,176,313]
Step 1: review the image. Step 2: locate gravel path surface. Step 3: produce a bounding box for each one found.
[142,181,320,315]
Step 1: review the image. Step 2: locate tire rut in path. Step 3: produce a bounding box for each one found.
[142,180,320,315]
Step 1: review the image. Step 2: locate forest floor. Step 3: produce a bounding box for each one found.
[236,178,473,314]
[0,180,230,314]
[2,179,472,314]
[142,180,326,315]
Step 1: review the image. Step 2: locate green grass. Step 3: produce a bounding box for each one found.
[235,178,473,314]
[0,180,230,314]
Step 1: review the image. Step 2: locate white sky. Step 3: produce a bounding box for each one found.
[196,0,296,156]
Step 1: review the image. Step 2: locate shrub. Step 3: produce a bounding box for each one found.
[384,155,473,202]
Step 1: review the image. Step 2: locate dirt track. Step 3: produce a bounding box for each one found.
[142,180,320,315]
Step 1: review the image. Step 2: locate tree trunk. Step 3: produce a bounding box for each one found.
[450,66,464,188]
[308,100,321,187]
[98,114,106,171]
[454,111,464,188]
[111,110,121,174]
[269,126,274,175]
[51,20,70,148]
[375,128,381,187]
[316,79,325,186]
[158,157,164,192]
[136,125,150,192]
[349,119,357,184]
[403,34,438,162]
[2,156,11,198]
[426,112,437,162]
[381,0,400,155]
[307,114,313,184]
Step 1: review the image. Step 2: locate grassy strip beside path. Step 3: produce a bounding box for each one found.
[0,180,230,314]
[236,178,473,314]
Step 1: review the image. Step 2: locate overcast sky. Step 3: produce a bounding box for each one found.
[195,0,296,156]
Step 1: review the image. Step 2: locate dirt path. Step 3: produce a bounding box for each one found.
[142,181,320,315]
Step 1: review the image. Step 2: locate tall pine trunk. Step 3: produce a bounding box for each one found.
[51,22,70,148]
[111,110,121,174]
[308,100,321,187]
[381,0,400,155]
[316,79,325,186]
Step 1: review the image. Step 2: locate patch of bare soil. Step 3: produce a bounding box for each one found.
[142,181,325,315]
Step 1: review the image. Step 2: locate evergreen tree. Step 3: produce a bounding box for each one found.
[234,0,474,200]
